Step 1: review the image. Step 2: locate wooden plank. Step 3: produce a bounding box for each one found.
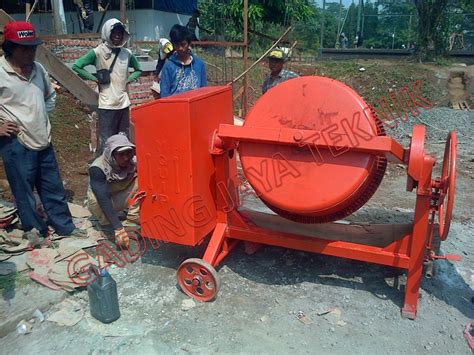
[1,9,98,110]
[35,46,98,109]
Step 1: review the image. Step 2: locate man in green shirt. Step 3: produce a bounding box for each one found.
[72,18,142,155]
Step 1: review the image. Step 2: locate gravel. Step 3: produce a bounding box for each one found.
[383,107,474,145]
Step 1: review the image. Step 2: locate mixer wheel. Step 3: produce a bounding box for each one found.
[177,258,220,302]
[437,131,457,240]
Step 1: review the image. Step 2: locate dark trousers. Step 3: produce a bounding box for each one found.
[97,107,130,155]
[76,2,94,33]
[0,138,74,236]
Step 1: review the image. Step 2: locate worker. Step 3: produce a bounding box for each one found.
[151,38,174,99]
[262,48,299,94]
[0,21,84,238]
[340,33,348,49]
[160,24,207,98]
[72,18,142,155]
[87,134,140,248]
[186,10,209,41]
[355,31,363,48]
[73,0,105,33]
[155,38,174,79]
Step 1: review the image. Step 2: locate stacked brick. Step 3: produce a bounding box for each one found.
[43,39,156,107]
[128,73,155,106]
[44,39,100,62]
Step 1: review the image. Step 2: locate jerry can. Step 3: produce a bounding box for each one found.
[87,267,120,323]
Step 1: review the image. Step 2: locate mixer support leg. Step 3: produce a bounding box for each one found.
[402,179,432,319]
[202,223,228,267]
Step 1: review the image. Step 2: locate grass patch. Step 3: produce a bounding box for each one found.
[434,57,453,67]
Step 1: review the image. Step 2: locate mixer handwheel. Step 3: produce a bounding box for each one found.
[177,258,220,302]
[437,131,457,240]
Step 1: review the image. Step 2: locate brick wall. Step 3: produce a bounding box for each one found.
[44,39,156,107]
[45,39,100,62]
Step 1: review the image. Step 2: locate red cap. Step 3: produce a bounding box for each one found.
[3,21,43,46]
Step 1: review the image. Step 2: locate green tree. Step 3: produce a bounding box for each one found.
[412,0,474,59]
[412,0,450,58]
[199,0,316,42]
[361,1,381,48]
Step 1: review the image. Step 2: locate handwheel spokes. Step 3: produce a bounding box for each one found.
[177,258,220,302]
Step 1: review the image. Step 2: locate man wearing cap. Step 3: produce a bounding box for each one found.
[0,21,84,238]
[262,48,299,95]
[87,134,139,247]
[72,18,142,155]
[151,38,174,99]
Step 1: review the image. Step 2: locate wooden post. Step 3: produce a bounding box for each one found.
[51,0,67,35]
[120,0,126,24]
[25,2,31,20]
[242,0,249,118]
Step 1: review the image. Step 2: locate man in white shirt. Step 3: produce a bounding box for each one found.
[0,21,83,238]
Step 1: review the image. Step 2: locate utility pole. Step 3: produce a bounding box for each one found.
[335,0,342,48]
[51,0,67,34]
[408,14,412,48]
[356,0,362,38]
[320,0,325,54]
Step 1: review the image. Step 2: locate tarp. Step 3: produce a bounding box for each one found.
[153,0,197,15]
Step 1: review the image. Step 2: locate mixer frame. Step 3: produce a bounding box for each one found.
[175,124,456,320]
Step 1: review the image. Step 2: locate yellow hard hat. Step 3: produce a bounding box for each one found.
[268,49,285,60]
[163,42,173,54]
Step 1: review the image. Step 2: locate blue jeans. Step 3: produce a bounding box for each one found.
[0,137,75,236]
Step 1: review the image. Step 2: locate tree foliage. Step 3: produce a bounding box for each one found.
[199,0,315,41]
[198,0,473,59]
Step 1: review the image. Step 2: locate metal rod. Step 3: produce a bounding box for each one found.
[228,26,292,85]
[26,0,38,22]
[249,28,278,41]
[287,40,298,71]
[242,0,249,117]
[134,40,246,47]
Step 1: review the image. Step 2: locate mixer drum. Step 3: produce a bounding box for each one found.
[239,76,387,223]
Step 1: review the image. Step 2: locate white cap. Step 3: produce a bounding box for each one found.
[115,146,134,153]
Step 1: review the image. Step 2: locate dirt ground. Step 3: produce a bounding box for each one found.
[0,61,473,353]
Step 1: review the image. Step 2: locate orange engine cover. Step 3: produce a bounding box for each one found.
[239,76,387,223]
[132,86,235,245]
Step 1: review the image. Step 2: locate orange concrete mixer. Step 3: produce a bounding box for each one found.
[131,77,457,319]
